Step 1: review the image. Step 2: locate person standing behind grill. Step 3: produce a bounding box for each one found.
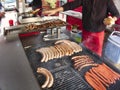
[0,2,5,22]
[42,0,119,57]
[0,11,5,34]
[29,0,42,16]
[0,12,5,18]
[0,2,5,19]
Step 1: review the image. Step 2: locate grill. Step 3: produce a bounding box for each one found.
[20,33,120,90]
[47,68,91,90]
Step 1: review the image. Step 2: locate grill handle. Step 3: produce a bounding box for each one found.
[110,31,120,38]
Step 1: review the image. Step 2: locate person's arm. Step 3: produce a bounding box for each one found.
[0,12,5,18]
[43,0,82,16]
[108,0,119,21]
[107,0,119,18]
[43,7,63,16]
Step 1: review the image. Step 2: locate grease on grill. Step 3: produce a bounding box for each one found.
[51,68,92,90]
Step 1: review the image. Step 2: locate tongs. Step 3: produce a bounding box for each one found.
[19,8,41,16]
[30,8,41,14]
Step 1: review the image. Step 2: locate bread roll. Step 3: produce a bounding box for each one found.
[103,16,115,25]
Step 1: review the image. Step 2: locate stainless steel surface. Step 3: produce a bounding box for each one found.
[57,28,61,38]
[3,23,45,37]
[43,27,69,41]
[0,35,41,90]
[43,33,69,41]
[3,25,26,36]
[18,16,59,24]
[61,10,82,19]
[4,25,25,31]
[19,16,42,24]
[51,29,55,36]
[4,17,64,38]
[22,0,26,13]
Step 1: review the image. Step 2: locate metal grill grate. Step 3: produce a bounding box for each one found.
[51,68,92,90]
[20,33,120,90]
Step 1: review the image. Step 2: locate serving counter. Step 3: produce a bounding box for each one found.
[0,35,40,90]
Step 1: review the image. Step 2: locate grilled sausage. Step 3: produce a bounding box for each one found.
[36,48,47,62]
[55,39,71,45]
[78,63,98,71]
[89,69,109,87]
[45,47,53,62]
[72,55,90,60]
[92,67,110,85]
[42,68,54,88]
[102,63,120,80]
[51,46,59,58]
[37,67,50,88]
[85,74,104,90]
[85,72,106,90]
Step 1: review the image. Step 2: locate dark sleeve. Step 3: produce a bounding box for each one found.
[0,3,2,6]
[107,0,120,17]
[62,0,82,11]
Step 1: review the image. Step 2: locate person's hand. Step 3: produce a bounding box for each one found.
[42,9,57,16]
[42,7,63,16]
[0,12,5,18]
[103,16,117,26]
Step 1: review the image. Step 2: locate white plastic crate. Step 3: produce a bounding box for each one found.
[104,31,120,64]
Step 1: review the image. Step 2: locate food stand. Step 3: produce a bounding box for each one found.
[1,14,120,90]
[0,0,120,90]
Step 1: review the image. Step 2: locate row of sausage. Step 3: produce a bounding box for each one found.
[35,40,120,90]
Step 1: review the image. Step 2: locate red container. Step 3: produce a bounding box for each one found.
[9,19,14,26]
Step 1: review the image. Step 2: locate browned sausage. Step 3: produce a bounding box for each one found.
[37,67,50,88]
